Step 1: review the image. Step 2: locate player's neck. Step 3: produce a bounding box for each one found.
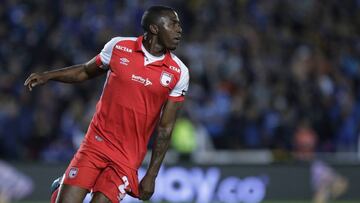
[143,34,166,57]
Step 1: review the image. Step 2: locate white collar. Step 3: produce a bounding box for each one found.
[142,44,165,65]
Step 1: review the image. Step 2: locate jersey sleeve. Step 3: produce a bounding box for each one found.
[97,37,120,69]
[168,67,189,102]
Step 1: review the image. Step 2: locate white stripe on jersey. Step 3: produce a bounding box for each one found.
[169,53,190,97]
[99,69,111,99]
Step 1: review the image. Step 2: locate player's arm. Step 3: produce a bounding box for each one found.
[24,56,106,91]
[139,100,183,200]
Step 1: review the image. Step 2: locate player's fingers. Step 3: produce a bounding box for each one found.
[24,74,36,86]
[27,80,39,91]
[25,73,40,85]
[139,189,146,200]
[24,78,33,86]
[139,194,147,200]
[24,77,30,86]
[140,191,152,200]
[31,81,39,87]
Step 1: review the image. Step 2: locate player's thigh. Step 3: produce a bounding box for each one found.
[56,184,89,203]
[93,167,130,203]
[90,192,112,203]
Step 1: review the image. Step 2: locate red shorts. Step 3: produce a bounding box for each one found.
[62,128,139,203]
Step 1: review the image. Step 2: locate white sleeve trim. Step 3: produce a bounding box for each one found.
[169,53,190,97]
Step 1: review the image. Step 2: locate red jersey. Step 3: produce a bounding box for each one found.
[89,36,189,170]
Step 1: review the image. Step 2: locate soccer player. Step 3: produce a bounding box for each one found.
[24,5,189,203]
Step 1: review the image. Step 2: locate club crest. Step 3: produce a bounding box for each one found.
[68,167,78,179]
[160,72,173,87]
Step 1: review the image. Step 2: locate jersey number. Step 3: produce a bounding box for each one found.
[118,176,129,200]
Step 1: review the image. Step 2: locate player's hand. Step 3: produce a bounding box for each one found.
[24,73,49,91]
[139,174,156,200]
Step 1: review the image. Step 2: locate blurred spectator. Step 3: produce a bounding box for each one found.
[1,0,360,161]
[0,160,33,203]
[292,124,349,202]
[293,123,318,161]
[311,161,348,203]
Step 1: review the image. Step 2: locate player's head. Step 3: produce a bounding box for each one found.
[141,6,182,50]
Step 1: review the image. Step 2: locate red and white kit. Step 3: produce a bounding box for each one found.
[62,36,189,203]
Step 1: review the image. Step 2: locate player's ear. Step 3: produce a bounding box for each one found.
[149,24,159,35]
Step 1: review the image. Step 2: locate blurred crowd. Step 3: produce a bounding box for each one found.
[0,0,359,161]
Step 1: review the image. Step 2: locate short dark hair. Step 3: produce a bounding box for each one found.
[141,6,175,32]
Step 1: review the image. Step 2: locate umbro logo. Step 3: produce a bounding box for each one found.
[120,57,129,66]
[115,45,132,53]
